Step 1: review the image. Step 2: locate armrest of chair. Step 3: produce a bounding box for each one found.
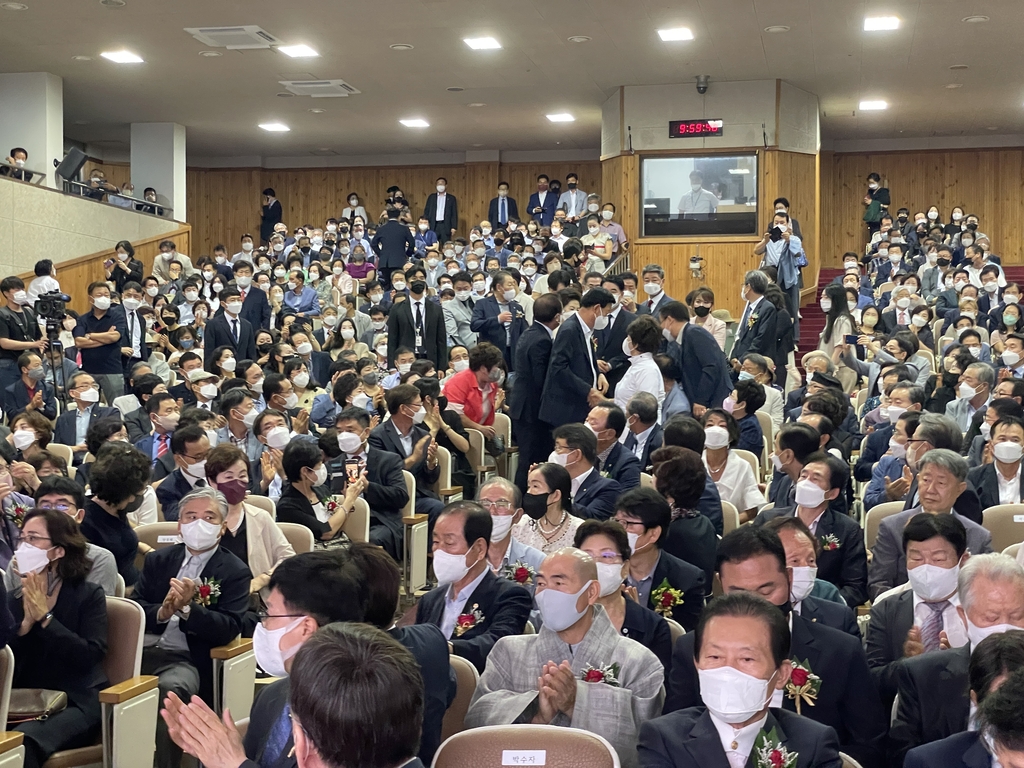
[438,486,462,500]
[99,675,159,704]
[0,733,23,756]
[211,637,254,660]
[403,514,428,527]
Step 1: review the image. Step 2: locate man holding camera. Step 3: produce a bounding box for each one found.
[754,209,804,336]
[0,276,46,395]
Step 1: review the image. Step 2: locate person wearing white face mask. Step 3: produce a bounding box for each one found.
[0,275,47,396]
[701,410,766,522]
[134,392,182,480]
[152,424,211,522]
[423,176,458,241]
[276,439,361,550]
[466,546,663,766]
[283,359,322,411]
[480,477,545,583]
[470,272,526,374]
[74,281,128,405]
[640,591,842,768]
[968,416,1024,510]
[415,503,532,670]
[947,361,995,432]
[892,553,1024,763]
[264,373,301,417]
[549,424,622,521]
[612,487,706,631]
[202,287,258,368]
[132,485,251,768]
[186,370,221,413]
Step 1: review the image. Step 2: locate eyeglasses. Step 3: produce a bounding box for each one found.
[479,500,513,512]
[612,518,645,531]
[21,535,51,547]
[255,611,307,625]
[37,503,73,513]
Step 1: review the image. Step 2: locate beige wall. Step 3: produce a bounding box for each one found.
[0,175,180,275]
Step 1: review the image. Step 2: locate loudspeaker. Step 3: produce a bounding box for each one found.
[54,147,88,181]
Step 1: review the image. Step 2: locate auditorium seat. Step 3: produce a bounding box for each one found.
[721,501,740,535]
[440,655,480,741]
[245,495,276,519]
[278,522,315,554]
[864,501,904,551]
[981,504,1024,553]
[434,725,619,768]
[665,617,685,646]
[341,498,370,542]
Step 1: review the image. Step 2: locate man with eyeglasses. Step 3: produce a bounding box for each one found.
[53,372,118,464]
[155,425,212,522]
[2,476,118,595]
[479,478,544,587]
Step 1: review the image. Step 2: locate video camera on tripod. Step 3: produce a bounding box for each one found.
[34,290,71,344]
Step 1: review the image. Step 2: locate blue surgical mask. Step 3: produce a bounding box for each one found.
[738,371,755,381]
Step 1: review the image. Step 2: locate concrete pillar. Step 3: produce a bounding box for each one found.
[130,122,186,220]
[0,73,63,189]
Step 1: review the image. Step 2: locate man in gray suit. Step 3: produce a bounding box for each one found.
[556,172,589,223]
[869,449,993,600]
[466,548,664,768]
[442,270,477,348]
[945,362,993,431]
[866,512,969,706]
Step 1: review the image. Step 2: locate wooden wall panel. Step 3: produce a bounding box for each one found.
[820,147,1024,266]
[82,160,131,190]
[464,162,499,228]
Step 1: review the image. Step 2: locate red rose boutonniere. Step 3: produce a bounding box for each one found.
[454,603,484,637]
[754,727,798,768]
[193,577,222,607]
[821,533,841,552]
[785,658,821,715]
[503,561,535,586]
[580,662,621,687]
[650,577,684,620]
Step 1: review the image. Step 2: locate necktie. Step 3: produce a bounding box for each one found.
[499,198,507,224]
[156,433,169,460]
[127,313,135,353]
[240,289,246,302]
[739,303,752,335]
[921,600,949,651]
[414,302,423,333]
[262,704,292,768]
[231,319,239,343]
[647,299,654,310]
[624,433,638,451]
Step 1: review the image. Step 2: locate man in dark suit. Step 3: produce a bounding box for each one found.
[488,181,518,227]
[134,486,250,768]
[470,271,527,371]
[371,208,416,289]
[415,502,532,672]
[231,261,270,330]
[753,453,868,608]
[386,279,446,371]
[635,264,675,317]
[587,401,641,489]
[595,276,636,396]
[422,176,458,243]
[259,188,282,244]
[614,487,705,631]
[622,392,664,472]
[202,288,257,367]
[539,288,616,428]
[659,301,732,417]
[153,425,211,522]
[3,351,56,420]
[526,173,557,227]
[665,526,887,768]
[878,290,916,336]
[730,269,778,368]
[968,415,1024,509]
[117,282,150,382]
[133,393,181,481]
[369,384,444,523]
[640,592,843,768]
[124,373,164,443]
[53,372,118,462]
[334,407,410,560]
[552,423,622,520]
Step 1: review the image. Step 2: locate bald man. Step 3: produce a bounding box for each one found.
[466,548,665,768]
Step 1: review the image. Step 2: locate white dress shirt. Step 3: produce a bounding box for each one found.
[576,311,597,386]
[798,507,827,536]
[440,566,488,639]
[614,353,665,414]
[435,193,447,221]
[623,423,656,461]
[704,451,767,512]
[708,710,769,768]
[913,590,968,649]
[571,466,596,499]
[126,310,142,358]
[148,546,218,652]
[996,462,1022,505]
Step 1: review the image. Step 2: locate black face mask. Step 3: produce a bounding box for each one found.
[522,492,549,520]
[897,215,908,222]
[568,182,577,189]
[693,306,711,318]
[362,372,378,387]
[937,257,951,267]
[942,371,960,388]
[410,280,427,295]
[967,222,979,231]
[257,342,272,355]
[300,247,310,254]
[774,599,792,618]
[121,493,145,516]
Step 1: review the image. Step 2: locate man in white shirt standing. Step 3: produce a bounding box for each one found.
[557,172,588,222]
[676,170,719,219]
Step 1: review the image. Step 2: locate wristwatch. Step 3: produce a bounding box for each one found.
[176,604,192,620]
[41,611,53,625]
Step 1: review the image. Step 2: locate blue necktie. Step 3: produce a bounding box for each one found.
[262,704,291,768]
[499,198,507,224]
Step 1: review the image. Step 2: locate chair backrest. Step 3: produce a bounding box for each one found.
[939,336,954,354]
[982,504,1024,553]
[0,646,13,727]
[431,445,453,495]
[1003,543,1021,560]
[732,449,761,484]
[665,617,685,645]
[916,347,936,373]
[114,573,126,598]
[875,281,895,297]
[639,472,654,489]
[523,621,536,635]
[721,500,740,535]
[864,501,906,550]
[105,596,146,684]
[840,752,865,768]
[440,656,481,741]
[493,413,512,445]
[760,435,771,479]
[135,522,181,551]
[854,388,867,416]
[342,497,370,543]
[754,410,774,449]
[401,471,416,516]
[278,522,315,554]
[465,428,486,472]
[931,318,945,348]
[245,495,276,520]
[47,443,74,468]
[434,725,620,768]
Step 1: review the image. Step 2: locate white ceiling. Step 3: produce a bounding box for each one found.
[0,0,1020,160]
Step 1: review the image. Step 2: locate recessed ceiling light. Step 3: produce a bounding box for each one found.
[467,103,486,107]
[859,100,888,110]
[446,87,464,92]
[308,108,325,114]
[472,143,484,147]
[276,92,295,98]
[0,3,28,10]
[277,44,319,58]
[100,50,144,63]
[764,25,790,33]
[389,43,414,50]
[72,55,93,61]
[400,118,430,128]
[657,27,694,41]
[950,64,969,70]
[864,16,899,30]
[259,122,290,132]
[546,113,575,122]
[99,0,125,6]
[962,15,990,23]
[464,37,501,50]
[945,83,963,89]
[567,35,591,43]
[198,50,221,57]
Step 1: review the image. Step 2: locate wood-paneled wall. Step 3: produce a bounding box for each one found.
[820,147,1024,266]
[82,159,132,190]
[186,162,602,256]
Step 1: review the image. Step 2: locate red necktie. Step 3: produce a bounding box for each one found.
[156,433,169,459]
[239,289,246,301]
[647,299,654,310]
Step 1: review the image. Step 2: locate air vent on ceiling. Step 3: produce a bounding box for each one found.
[279,79,361,98]
[310,149,339,156]
[184,26,282,50]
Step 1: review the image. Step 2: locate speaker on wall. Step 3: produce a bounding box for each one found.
[54,147,88,181]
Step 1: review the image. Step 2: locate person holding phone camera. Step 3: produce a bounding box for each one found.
[754,210,804,337]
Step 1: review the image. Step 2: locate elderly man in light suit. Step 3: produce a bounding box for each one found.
[443,271,478,349]
[466,548,664,768]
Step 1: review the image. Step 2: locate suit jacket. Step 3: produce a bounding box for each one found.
[488,196,519,226]
[539,314,598,427]
[509,322,553,423]
[371,219,417,270]
[622,598,673,684]
[623,423,664,473]
[901,478,983,525]
[664,510,718,590]
[442,298,477,348]
[638,707,842,768]
[649,551,705,632]
[854,423,894,482]
[870,507,992,599]
[238,286,271,331]
[891,644,972,767]
[53,405,118,448]
[864,588,918,707]
[387,297,447,370]
[904,730,990,768]
[133,432,177,481]
[573,467,622,521]
[203,314,257,367]
[124,405,152,443]
[359,447,409,537]
[599,442,641,490]
[466,605,664,768]
[526,191,557,226]
[673,323,732,409]
[470,296,527,368]
[799,595,860,638]
[754,506,868,608]
[2,379,56,420]
[634,291,674,318]
[968,461,1024,510]
[556,189,589,218]
[260,199,282,242]
[665,613,887,768]
[596,308,636,395]
[390,624,458,764]
[240,678,295,768]
[422,193,458,237]
[369,420,440,500]
[731,298,778,362]
[154,469,197,522]
[133,544,251,702]
[879,308,913,336]
[415,569,531,672]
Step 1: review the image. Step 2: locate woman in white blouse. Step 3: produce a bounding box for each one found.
[613,315,665,414]
[700,408,766,523]
[738,352,784,433]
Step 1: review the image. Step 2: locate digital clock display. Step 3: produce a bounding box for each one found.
[669,119,724,138]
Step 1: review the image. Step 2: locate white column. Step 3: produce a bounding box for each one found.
[130,122,186,220]
[0,73,63,189]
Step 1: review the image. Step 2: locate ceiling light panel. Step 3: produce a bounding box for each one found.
[464,37,501,49]
[277,44,318,58]
[259,122,290,132]
[400,118,430,128]
[100,50,143,63]
[859,100,888,110]
[546,113,575,122]
[658,28,694,41]
[864,16,899,30]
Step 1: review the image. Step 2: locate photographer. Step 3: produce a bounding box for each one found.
[0,276,46,395]
[754,209,804,337]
